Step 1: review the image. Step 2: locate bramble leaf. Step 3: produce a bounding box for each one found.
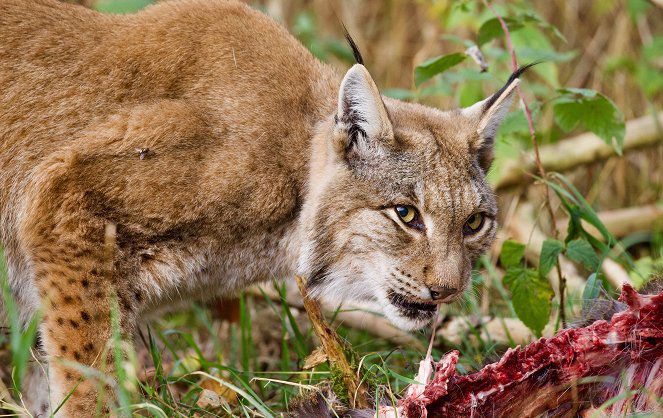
[477,17,524,46]
[553,88,625,154]
[414,52,466,86]
[539,239,564,277]
[566,239,600,271]
[500,240,526,268]
[503,266,553,336]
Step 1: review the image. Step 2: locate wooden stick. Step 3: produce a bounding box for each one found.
[495,112,663,190]
[483,0,567,326]
[294,276,368,409]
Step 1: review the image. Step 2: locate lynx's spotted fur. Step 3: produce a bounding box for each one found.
[0,0,526,415]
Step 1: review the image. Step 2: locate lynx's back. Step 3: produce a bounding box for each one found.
[0,0,336,198]
[0,0,338,322]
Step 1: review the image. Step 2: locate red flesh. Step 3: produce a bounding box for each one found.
[399,285,663,418]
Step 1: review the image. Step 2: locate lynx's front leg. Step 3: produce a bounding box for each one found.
[18,99,209,415]
[23,205,139,416]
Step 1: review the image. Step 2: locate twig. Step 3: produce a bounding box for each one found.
[482,0,567,326]
[294,276,368,409]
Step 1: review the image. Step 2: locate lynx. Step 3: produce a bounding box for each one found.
[0,0,527,415]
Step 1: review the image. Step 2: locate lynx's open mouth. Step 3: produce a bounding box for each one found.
[387,290,437,319]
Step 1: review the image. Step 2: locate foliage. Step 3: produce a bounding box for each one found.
[553,88,625,154]
[95,0,152,14]
[0,249,40,392]
[500,240,553,336]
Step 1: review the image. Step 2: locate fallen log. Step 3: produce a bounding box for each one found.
[494,112,663,190]
[556,204,663,240]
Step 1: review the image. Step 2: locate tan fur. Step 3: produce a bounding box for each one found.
[0,0,520,415]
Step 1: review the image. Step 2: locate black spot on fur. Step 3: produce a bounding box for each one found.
[306,266,330,290]
[69,319,79,328]
[81,279,89,288]
[120,295,132,312]
[34,332,44,351]
[73,351,81,361]
[57,317,64,326]
[60,345,67,353]
[63,295,74,304]
[84,342,95,352]
[80,311,90,322]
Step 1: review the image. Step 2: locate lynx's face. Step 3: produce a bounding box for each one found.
[300,64,524,330]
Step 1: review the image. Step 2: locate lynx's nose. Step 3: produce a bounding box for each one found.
[429,285,458,302]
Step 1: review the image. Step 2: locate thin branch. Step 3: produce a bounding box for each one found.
[482,0,567,326]
[294,276,368,409]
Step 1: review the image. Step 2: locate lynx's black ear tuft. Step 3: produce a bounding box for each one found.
[343,25,364,65]
[482,62,539,112]
[463,62,540,171]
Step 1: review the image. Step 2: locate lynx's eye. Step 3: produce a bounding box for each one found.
[394,205,425,230]
[395,205,416,222]
[463,213,485,235]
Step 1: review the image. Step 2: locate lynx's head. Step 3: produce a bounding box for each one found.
[299,62,529,330]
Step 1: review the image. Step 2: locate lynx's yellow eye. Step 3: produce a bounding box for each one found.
[395,205,417,223]
[464,213,485,235]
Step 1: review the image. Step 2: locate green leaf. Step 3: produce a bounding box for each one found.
[548,174,615,248]
[383,88,417,100]
[503,267,553,336]
[500,240,526,268]
[96,0,153,14]
[539,239,564,277]
[566,239,600,271]
[477,17,524,46]
[627,0,651,19]
[414,52,466,86]
[458,80,484,107]
[520,13,567,43]
[553,89,625,154]
[582,272,602,302]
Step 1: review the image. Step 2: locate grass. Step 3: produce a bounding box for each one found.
[0,252,542,417]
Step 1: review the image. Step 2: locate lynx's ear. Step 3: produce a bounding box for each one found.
[463,64,536,171]
[335,64,393,163]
